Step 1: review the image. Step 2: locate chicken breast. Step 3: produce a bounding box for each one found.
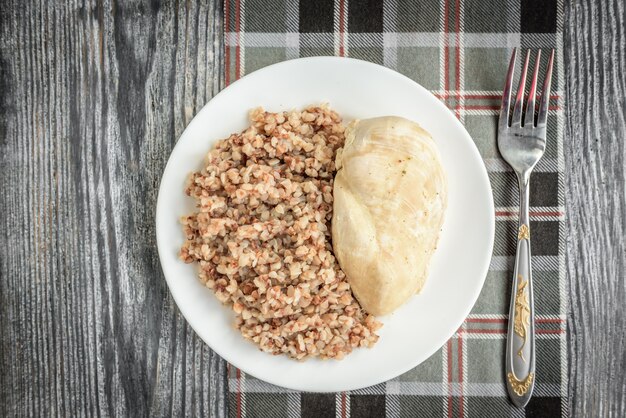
[332,116,447,316]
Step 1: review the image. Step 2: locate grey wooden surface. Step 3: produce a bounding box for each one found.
[563,1,626,417]
[0,0,227,416]
[0,0,624,417]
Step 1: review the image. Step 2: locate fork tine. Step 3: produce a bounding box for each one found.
[537,49,555,127]
[511,50,530,127]
[524,50,541,127]
[499,48,517,129]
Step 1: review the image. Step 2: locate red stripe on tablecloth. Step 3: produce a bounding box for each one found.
[443,0,449,101]
[447,339,453,418]
[339,0,345,57]
[235,0,241,80]
[462,105,561,111]
[224,0,231,85]
[466,318,504,323]
[465,328,564,334]
[433,94,561,100]
[458,327,464,418]
[454,0,461,120]
[466,318,565,323]
[236,368,242,418]
[466,318,565,324]
[341,392,346,418]
[465,329,504,334]
[496,211,564,217]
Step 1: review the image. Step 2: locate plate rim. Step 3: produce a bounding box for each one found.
[156,56,495,392]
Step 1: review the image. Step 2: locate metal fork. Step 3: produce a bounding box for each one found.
[498,48,554,408]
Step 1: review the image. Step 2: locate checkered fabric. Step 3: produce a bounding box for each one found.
[223,0,567,417]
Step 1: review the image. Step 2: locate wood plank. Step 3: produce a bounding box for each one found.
[0,1,227,416]
[563,0,626,416]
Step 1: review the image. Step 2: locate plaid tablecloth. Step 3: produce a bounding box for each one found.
[223,0,567,417]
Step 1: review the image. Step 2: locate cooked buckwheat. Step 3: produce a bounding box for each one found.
[180,105,381,360]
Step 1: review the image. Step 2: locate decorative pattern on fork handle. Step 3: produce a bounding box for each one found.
[506,172,537,405]
[497,48,554,408]
[518,224,530,240]
[513,274,530,362]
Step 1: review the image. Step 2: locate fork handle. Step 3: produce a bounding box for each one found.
[506,173,536,407]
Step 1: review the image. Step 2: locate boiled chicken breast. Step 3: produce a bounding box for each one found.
[332,116,447,316]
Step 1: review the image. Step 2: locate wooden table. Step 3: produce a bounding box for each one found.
[1,1,624,416]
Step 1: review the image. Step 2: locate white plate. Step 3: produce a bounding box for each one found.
[156,57,494,392]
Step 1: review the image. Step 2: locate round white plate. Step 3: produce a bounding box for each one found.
[156,57,494,392]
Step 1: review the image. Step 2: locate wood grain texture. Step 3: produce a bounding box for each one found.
[0,0,227,416]
[2,0,626,417]
[563,0,626,417]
